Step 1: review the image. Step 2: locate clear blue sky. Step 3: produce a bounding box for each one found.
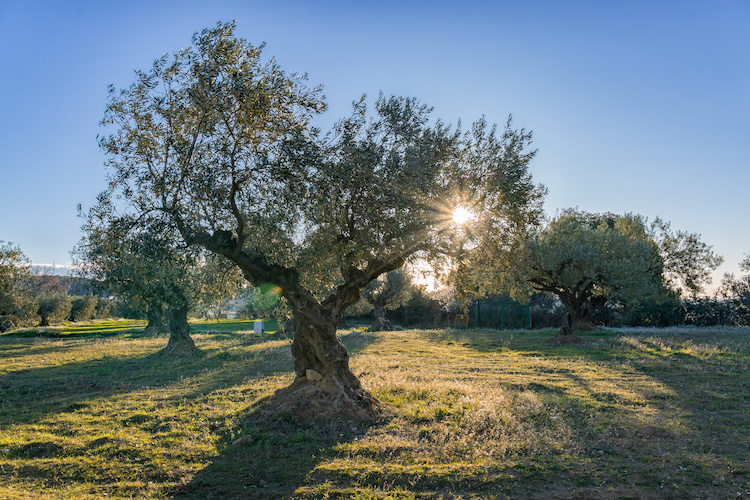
[1,0,748,289]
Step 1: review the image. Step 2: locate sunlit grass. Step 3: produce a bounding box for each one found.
[1,324,749,498]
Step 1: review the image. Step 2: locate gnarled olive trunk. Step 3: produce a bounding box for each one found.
[266,291,379,421]
[552,295,592,345]
[162,305,198,355]
[368,304,394,332]
[178,228,395,421]
[143,304,166,336]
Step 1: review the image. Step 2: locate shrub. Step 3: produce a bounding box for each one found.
[718,274,750,326]
[683,297,737,326]
[597,293,684,328]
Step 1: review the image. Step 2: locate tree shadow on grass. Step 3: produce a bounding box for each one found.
[0,336,287,428]
[0,327,382,427]
[2,326,396,497]
[169,398,568,499]
[166,330,389,498]
[405,327,750,497]
[1,321,148,339]
[169,409,372,499]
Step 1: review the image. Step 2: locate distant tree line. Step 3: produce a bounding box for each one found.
[0,242,114,331]
[3,237,748,335]
[0,240,240,334]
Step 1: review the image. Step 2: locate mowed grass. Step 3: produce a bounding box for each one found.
[0,323,749,499]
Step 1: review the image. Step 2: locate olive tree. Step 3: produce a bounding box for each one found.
[96,22,544,419]
[0,242,37,331]
[515,210,722,343]
[69,295,98,322]
[75,212,242,355]
[650,217,724,297]
[37,292,73,327]
[520,211,661,342]
[362,269,415,331]
[718,254,750,325]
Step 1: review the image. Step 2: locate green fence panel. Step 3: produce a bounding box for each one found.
[476,301,531,329]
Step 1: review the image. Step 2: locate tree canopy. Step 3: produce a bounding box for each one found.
[94,21,545,419]
[650,217,724,296]
[521,211,661,341]
[718,254,750,325]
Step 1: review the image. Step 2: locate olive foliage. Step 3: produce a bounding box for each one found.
[75,207,243,353]
[717,254,750,325]
[650,217,724,296]
[522,211,661,332]
[0,242,37,331]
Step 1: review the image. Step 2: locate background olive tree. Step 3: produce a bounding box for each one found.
[75,210,243,355]
[0,242,37,331]
[498,210,722,343]
[520,211,662,343]
[36,292,73,327]
[717,254,750,326]
[650,217,724,297]
[68,295,98,322]
[361,269,416,331]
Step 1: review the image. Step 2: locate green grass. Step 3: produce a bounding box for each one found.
[1,323,749,498]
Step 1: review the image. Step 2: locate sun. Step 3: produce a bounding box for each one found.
[452,206,473,225]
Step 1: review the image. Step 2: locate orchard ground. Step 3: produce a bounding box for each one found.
[0,320,748,499]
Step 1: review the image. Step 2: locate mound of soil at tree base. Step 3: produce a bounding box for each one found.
[159,337,201,357]
[550,327,587,346]
[368,317,394,332]
[160,345,201,356]
[257,375,382,423]
[576,322,602,333]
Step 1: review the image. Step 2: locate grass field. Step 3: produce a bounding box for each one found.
[1,321,749,499]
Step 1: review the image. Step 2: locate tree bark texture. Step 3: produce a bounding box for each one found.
[530,273,602,344]
[177,226,394,420]
[143,305,167,336]
[368,304,394,332]
[266,291,379,421]
[161,305,198,355]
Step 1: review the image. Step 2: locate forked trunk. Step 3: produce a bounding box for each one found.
[368,304,394,332]
[265,296,379,421]
[161,305,199,355]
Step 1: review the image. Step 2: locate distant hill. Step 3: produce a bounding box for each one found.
[27,274,97,296]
